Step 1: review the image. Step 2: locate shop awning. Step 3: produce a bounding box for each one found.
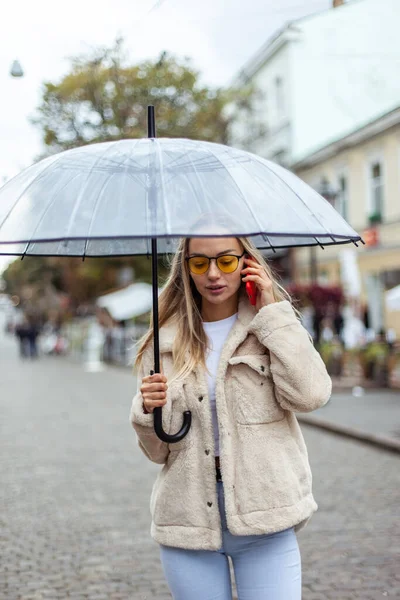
[96,282,156,321]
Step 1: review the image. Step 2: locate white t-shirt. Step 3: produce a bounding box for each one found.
[203,313,238,457]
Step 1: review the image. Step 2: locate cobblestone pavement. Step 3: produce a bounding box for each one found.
[1,326,399,599]
[312,389,400,441]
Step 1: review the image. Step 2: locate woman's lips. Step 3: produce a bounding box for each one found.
[207,286,226,295]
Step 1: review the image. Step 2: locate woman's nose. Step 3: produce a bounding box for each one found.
[208,259,220,278]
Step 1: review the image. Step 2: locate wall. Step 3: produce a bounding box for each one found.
[290,0,400,161]
[294,123,400,336]
[230,40,293,165]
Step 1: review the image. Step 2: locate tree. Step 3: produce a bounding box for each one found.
[4,40,263,314]
[32,38,236,154]
[2,254,170,316]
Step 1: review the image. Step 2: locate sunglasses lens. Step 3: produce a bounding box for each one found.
[188,257,209,274]
[217,255,239,273]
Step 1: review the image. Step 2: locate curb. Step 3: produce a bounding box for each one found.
[297,414,400,454]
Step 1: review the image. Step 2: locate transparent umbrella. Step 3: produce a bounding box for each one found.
[0,106,363,442]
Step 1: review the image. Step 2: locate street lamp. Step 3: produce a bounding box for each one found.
[309,177,338,282]
[10,59,24,78]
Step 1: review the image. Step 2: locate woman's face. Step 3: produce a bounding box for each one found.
[187,237,245,306]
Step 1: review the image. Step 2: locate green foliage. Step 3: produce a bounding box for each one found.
[2,254,169,314]
[363,342,390,363]
[6,38,262,311]
[32,39,237,153]
[319,339,344,363]
[2,257,60,295]
[368,212,382,225]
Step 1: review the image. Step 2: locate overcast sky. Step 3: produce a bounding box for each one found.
[0,0,331,274]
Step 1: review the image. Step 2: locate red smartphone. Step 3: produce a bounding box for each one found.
[245,255,257,305]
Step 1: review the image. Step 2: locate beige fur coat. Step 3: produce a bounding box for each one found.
[130,295,332,551]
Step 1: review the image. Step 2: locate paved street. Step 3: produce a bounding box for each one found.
[1,321,400,599]
[312,388,400,442]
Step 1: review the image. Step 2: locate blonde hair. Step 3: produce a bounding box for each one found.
[134,233,300,384]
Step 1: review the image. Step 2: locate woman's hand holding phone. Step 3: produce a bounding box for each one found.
[242,254,275,310]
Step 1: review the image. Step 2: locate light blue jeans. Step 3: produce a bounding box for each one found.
[159,481,302,599]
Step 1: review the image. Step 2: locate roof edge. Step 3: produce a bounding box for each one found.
[291,105,400,171]
[231,1,366,86]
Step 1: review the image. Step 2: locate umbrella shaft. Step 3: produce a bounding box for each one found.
[152,237,160,373]
[148,106,156,138]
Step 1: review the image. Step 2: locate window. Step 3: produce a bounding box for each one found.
[336,174,348,221]
[369,161,384,223]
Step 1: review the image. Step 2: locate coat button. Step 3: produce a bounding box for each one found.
[198,396,204,402]
[207,502,212,507]
[260,365,265,372]
[205,449,210,455]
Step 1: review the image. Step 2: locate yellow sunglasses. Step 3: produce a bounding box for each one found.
[186,251,246,275]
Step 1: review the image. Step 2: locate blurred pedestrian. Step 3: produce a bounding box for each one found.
[26,318,40,358]
[14,315,29,358]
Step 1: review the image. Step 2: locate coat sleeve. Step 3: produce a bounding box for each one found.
[248,300,332,413]
[129,347,171,464]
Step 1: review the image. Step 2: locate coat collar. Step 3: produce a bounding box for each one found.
[159,288,257,353]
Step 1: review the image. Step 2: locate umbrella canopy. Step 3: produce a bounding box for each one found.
[96,282,154,321]
[0,106,363,444]
[0,138,361,257]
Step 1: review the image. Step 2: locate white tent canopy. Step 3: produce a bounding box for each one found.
[96,282,155,321]
[386,285,400,312]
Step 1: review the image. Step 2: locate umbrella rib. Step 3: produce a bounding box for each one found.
[0,154,63,233]
[81,174,115,260]
[184,143,217,225]
[159,140,218,174]
[63,141,121,242]
[205,145,276,251]
[234,155,318,241]
[161,143,223,177]
[17,171,83,254]
[82,139,141,259]
[251,155,338,243]
[154,140,171,236]
[146,140,155,253]
[235,154,357,244]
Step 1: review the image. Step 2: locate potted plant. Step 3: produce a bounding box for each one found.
[368,212,382,225]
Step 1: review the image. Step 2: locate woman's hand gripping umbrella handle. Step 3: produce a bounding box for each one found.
[149,370,192,443]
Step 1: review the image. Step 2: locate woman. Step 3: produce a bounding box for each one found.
[130,233,332,599]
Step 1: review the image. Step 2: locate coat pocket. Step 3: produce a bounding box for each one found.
[228,354,285,425]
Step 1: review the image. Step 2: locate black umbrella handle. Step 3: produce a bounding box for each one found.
[153,404,192,444]
[148,106,192,443]
[149,240,193,443]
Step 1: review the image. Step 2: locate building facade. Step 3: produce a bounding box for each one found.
[231,0,400,167]
[292,107,400,337]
